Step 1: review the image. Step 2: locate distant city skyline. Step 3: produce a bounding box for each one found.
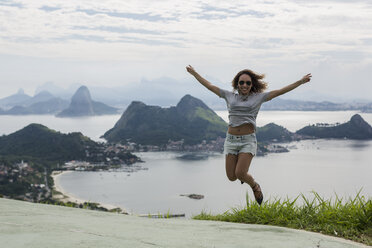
[1,0,372,101]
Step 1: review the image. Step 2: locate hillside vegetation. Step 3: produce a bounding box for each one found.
[0,124,97,163]
[104,95,228,145]
[297,114,372,139]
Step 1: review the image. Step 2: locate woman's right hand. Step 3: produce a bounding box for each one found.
[186,65,197,76]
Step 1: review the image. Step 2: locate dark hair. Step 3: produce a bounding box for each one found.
[232,69,268,93]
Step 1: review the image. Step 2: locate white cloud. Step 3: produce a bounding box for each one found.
[0,0,371,100]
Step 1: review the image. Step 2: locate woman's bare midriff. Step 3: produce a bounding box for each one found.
[228,123,255,135]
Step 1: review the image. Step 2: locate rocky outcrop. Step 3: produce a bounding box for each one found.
[57,86,118,117]
[180,194,204,200]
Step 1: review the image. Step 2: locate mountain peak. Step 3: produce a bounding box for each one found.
[57,86,94,117]
[8,123,56,139]
[128,101,147,108]
[22,123,50,132]
[57,86,118,117]
[17,88,25,95]
[71,86,92,103]
[176,94,210,113]
[350,114,372,132]
[350,114,364,125]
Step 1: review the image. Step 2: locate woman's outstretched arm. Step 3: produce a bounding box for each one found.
[186,65,221,97]
[266,73,312,101]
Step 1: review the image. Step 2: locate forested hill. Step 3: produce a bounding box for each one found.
[103,94,228,145]
[0,124,99,163]
[256,123,294,142]
[296,114,372,139]
[256,114,372,141]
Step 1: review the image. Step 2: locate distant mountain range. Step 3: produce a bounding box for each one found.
[2,84,372,113]
[0,90,69,115]
[103,94,228,145]
[0,89,32,108]
[261,98,371,112]
[0,86,119,116]
[3,99,69,115]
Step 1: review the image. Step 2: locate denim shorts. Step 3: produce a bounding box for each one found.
[224,133,257,156]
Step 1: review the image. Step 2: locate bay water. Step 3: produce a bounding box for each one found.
[1,111,371,217]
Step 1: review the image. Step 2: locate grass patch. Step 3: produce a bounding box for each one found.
[193,191,372,245]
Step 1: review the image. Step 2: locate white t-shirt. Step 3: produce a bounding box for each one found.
[219,88,270,129]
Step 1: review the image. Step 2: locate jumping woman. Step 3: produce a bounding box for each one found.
[186,65,311,204]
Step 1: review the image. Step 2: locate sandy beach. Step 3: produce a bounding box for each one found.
[51,171,127,214]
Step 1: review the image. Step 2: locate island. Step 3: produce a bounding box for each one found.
[296,114,372,139]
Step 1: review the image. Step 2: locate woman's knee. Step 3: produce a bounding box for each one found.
[235,169,246,181]
[225,154,238,182]
[226,173,237,181]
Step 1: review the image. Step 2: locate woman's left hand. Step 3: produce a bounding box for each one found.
[300,73,312,84]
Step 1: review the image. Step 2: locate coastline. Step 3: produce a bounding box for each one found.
[51,171,127,214]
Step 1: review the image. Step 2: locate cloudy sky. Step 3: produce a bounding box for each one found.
[1,0,371,101]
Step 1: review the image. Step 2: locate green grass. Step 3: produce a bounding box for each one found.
[193,191,372,245]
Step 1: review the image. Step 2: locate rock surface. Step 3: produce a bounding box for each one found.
[180,194,205,200]
[0,198,366,248]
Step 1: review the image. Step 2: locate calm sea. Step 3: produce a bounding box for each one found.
[1,111,371,217]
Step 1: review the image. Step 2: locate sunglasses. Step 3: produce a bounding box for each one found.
[238,80,252,86]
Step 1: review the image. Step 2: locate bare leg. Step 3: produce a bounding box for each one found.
[234,153,256,187]
[225,154,238,181]
[226,152,263,204]
[235,153,263,204]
